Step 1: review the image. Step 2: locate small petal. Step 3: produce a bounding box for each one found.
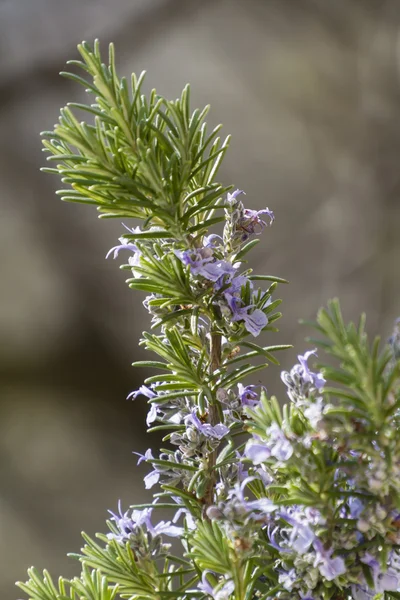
[226,189,245,204]
[106,241,139,260]
[127,385,156,400]
[144,470,160,489]
[153,520,184,537]
[245,439,271,464]
[243,308,268,337]
[146,404,158,426]
[133,448,154,465]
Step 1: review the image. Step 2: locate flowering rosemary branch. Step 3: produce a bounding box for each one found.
[17,40,400,600]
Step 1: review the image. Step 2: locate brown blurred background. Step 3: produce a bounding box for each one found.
[2,0,400,596]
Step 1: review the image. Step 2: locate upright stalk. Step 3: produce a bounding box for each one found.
[203,331,222,509]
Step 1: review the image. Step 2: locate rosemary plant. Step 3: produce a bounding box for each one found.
[18,41,400,600]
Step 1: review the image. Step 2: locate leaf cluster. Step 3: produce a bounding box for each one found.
[42,40,230,239]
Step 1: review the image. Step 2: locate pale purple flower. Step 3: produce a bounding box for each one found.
[107,501,151,544]
[133,447,154,465]
[351,585,375,600]
[226,189,245,204]
[358,552,400,594]
[255,467,273,485]
[175,249,235,283]
[208,260,237,283]
[279,568,297,591]
[198,573,235,600]
[220,274,252,295]
[127,385,157,401]
[246,426,293,465]
[147,517,183,538]
[313,540,346,581]
[109,501,183,541]
[132,448,160,489]
[226,295,268,337]
[225,477,276,518]
[146,403,158,426]
[185,411,229,440]
[298,350,326,390]
[198,572,215,597]
[144,470,160,489]
[237,383,261,407]
[203,234,223,247]
[121,224,143,235]
[348,497,364,519]
[239,207,275,236]
[266,422,294,461]
[274,510,315,555]
[172,498,196,530]
[106,240,140,260]
[244,438,271,464]
[106,225,142,261]
[245,425,293,464]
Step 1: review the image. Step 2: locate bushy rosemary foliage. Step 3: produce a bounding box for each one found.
[18,42,400,600]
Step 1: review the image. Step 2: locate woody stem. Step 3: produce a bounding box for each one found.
[203,331,222,509]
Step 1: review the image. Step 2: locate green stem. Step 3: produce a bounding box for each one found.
[203,331,222,510]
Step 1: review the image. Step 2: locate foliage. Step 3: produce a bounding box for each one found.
[17,41,400,600]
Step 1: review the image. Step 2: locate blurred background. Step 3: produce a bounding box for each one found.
[1,0,400,596]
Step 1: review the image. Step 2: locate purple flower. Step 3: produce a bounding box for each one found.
[313,540,346,581]
[245,424,293,464]
[226,295,268,337]
[147,516,183,538]
[237,383,265,407]
[255,467,273,485]
[106,225,142,262]
[133,447,154,465]
[198,572,235,600]
[171,497,196,530]
[133,448,160,489]
[225,477,276,518]
[146,404,158,426]
[175,247,211,271]
[226,189,245,204]
[358,552,400,594]
[106,240,140,260]
[219,274,252,295]
[107,501,151,544]
[298,350,326,390]
[175,249,235,283]
[266,423,294,461]
[281,514,315,554]
[127,385,157,401]
[208,260,236,283]
[185,410,229,440]
[238,207,275,237]
[203,234,223,248]
[144,470,160,489]
[348,497,364,519]
[278,568,297,591]
[351,585,375,600]
[245,438,271,464]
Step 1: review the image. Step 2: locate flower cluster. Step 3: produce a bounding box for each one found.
[171,191,273,338]
[202,336,400,600]
[107,501,182,561]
